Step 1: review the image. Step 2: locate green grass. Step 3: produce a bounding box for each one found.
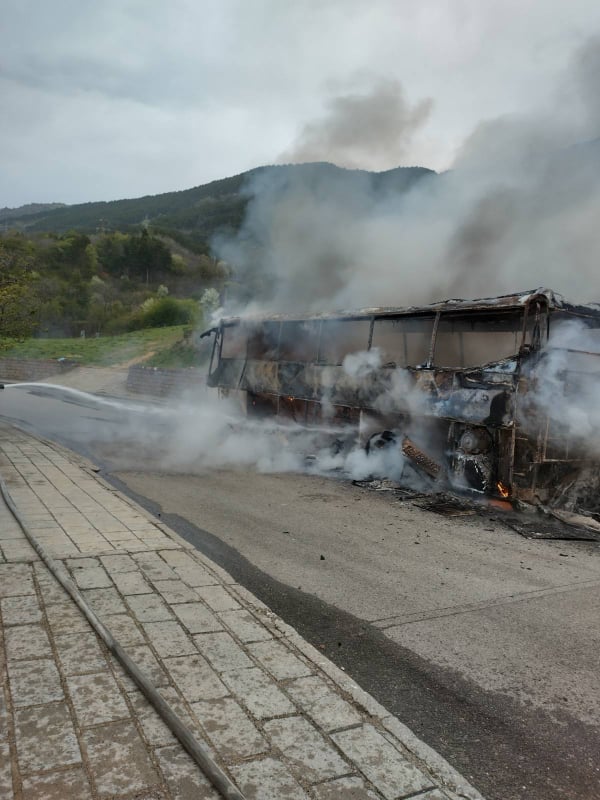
[3,326,189,367]
[144,341,205,368]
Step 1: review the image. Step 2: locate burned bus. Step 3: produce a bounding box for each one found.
[204,289,600,505]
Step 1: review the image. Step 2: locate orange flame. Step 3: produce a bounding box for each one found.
[497,481,510,498]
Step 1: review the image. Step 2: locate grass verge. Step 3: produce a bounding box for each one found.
[3,326,189,367]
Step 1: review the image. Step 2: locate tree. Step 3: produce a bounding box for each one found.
[0,239,39,347]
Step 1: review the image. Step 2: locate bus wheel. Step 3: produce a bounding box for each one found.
[365,430,397,454]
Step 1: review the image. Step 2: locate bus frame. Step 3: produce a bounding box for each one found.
[204,289,600,504]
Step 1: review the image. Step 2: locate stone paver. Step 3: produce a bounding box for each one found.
[0,596,42,626]
[20,766,93,800]
[110,568,152,595]
[332,724,434,797]
[221,666,295,719]
[127,593,173,622]
[67,672,130,726]
[311,776,381,799]
[163,654,228,702]
[194,585,241,612]
[82,719,160,796]
[83,586,127,615]
[0,426,484,800]
[0,564,35,598]
[191,697,268,759]
[264,716,350,783]
[0,742,13,798]
[9,659,64,707]
[171,602,223,634]
[45,601,90,634]
[286,675,362,731]
[155,744,220,800]
[102,613,146,644]
[14,701,81,773]
[133,552,178,581]
[54,631,107,675]
[129,689,178,746]
[113,643,169,689]
[230,757,310,800]
[219,609,273,643]
[153,579,200,604]
[193,631,254,672]
[72,565,112,589]
[0,540,37,561]
[100,553,138,572]
[247,638,313,680]
[143,621,196,657]
[172,563,218,587]
[4,624,52,661]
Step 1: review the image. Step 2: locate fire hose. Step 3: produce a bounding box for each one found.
[0,472,247,800]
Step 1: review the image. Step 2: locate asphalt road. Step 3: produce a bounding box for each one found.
[1,384,599,800]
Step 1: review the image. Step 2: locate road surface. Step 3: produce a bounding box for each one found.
[1,383,599,800]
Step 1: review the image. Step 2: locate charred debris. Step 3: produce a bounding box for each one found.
[203,288,600,538]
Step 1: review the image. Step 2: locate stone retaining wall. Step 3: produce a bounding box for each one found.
[126,364,206,397]
[0,358,78,382]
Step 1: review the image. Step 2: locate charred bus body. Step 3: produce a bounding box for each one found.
[205,289,600,505]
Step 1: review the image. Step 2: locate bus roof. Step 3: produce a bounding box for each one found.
[217,288,600,326]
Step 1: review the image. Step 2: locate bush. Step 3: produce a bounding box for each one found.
[128,297,200,330]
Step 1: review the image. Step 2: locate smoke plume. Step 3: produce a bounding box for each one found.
[215,36,600,312]
[522,319,600,458]
[279,77,433,171]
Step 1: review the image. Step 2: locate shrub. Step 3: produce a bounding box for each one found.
[128,297,199,330]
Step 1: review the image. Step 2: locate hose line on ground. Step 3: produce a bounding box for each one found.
[0,473,247,800]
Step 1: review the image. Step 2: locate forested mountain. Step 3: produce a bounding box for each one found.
[0,163,435,254]
[0,202,66,221]
[0,162,435,339]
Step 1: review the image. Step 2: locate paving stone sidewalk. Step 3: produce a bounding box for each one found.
[0,424,484,800]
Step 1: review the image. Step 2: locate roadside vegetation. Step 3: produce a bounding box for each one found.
[3,326,192,367]
[0,229,225,342]
[0,228,224,368]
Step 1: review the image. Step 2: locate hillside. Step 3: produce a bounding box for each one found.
[0,202,66,222]
[0,163,435,251]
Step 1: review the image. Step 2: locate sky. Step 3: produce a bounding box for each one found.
[1,0,600,208]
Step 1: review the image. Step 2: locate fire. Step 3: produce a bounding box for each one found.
[497,481,510,498]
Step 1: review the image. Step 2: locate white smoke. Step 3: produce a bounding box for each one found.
[342,347,382,379]
[523,319,600,457]
[215,36,600,312]
[279,77,433,171]
[126,354,414,483]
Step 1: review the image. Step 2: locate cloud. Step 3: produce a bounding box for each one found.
[1,1,600,206]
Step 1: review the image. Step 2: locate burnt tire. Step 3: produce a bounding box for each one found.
[365,430,397,454]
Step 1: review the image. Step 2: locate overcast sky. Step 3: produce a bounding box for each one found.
[1,0,599,208]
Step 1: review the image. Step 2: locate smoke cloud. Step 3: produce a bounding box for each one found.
[279,77,433,171]
[521,319,600,458]
[215,36,600,312]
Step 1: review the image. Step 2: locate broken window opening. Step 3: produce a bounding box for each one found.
[279,321,321,362]
[247,321,281,360]
[370,315,435,367]
[318,319,372,365]
[434,311,524,368]
[220,322,247,359]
